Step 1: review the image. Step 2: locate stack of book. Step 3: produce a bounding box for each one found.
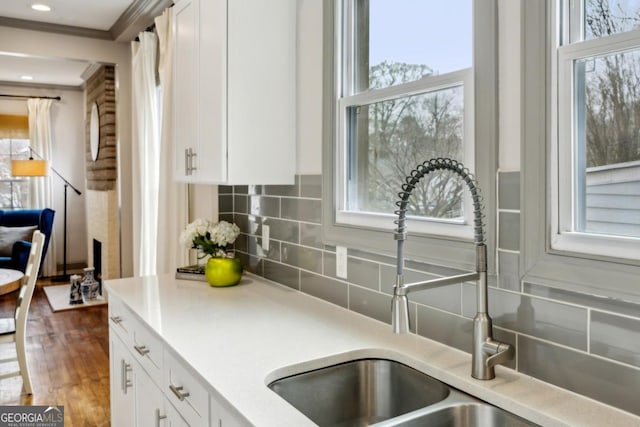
[175,265,207,282]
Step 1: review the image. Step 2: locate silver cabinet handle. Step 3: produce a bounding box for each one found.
[121,360,132,394]
[110,315,122,324]
[185,147,198,175]
[134,344,150,356]
[189,148,197,172]
[155,409,167,427]
[169,384,190,401]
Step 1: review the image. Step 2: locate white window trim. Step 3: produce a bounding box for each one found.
[322,0,498,273]
[335,69,475,239]
[551,4,640,261]
[520,0,640,304]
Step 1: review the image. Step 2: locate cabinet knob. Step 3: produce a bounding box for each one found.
[110,315,122,324]
[169,384,190,401]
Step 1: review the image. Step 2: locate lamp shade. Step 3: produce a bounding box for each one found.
[11,159,48,177]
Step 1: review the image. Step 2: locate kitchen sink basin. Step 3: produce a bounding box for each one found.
[268,358,539,427]
[267,358,450,426]
[387,403,535,427]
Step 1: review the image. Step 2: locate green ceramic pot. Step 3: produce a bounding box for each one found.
[204,257,243,287]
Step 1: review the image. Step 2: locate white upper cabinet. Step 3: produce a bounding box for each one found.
[173,0,296,184]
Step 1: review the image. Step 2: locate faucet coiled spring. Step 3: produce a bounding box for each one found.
[394,158,485,245]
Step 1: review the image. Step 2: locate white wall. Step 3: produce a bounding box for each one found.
[0,84,87,270]
[0,26,134,277]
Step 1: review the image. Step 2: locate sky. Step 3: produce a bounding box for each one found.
[369,0,472,74]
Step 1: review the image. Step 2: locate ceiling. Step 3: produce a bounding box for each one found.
[0,0,171,88]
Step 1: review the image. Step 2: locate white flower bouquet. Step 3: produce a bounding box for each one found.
[179,218,241,258]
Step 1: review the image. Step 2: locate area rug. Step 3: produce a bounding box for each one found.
[43,284,108,312]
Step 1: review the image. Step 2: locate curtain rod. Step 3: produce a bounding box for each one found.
[0,94,61,101]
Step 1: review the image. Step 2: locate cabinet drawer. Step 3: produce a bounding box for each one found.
[108,297,133,344]
[164,350,209,427]
[132,320,163,387]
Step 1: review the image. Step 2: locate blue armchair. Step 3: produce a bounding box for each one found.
[0,209,55,273]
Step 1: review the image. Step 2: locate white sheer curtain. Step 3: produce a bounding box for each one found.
[131,31,161,276]
[27,98,57,276]
[155,9,189,273]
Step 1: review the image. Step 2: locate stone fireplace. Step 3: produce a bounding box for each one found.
[85,65,120,279]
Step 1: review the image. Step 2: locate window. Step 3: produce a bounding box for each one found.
[336,0,474,239]
[0,138,30,209]
[521,0,639,301]
[323,0,498,270]
[553,0,640,260]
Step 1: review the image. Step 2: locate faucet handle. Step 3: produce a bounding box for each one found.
[484,340,515,369]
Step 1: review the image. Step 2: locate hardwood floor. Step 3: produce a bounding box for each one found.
[0,280,110,426]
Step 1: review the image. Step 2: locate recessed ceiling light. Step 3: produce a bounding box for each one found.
[21,75,34,81]
[31,4,51,12]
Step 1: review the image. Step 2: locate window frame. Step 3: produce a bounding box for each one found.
[322,0,498,272]
[0,138,31,209]
[552,2,640,261]
[521,0,640,303]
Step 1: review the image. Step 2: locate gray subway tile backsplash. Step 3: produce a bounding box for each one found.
[380,265,463,314]
[249,195,281,218]
[498,171,520,211]
[523,281,640,319]
[462,284,588,350]
[281,198,322,223]
[219,194,233,213]
[282,242,323,274]
[264,175,299,197]
[346,257,380,291]
[349,285,392,324]
[263,217,299,243]
[518,335,640,416]
[233,194,248,214]
[264,260,299,290]
[497,251,520,291]
[591,311,640,368]
[498,211,520,251]
[300,271,348,309]
[300,222,323,249]
[300,174,322,198]
[219,172,640,415]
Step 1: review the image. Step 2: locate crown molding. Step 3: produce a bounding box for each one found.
[0,0,172,42]
[0,17,111,40]
[0,80,82,91]
[110,0,173,42]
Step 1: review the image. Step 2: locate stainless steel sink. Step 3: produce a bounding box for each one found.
[383,403,535,427]
[267,358,450,426]
[268,358,539,427]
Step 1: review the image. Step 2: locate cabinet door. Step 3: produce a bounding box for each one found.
[210,394,246,427]
[110,334,136,427]
[135,365,165,427]
[165,397,190,427]
[173,0,199,182]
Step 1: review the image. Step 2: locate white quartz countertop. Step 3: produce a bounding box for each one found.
[105,273,640,427]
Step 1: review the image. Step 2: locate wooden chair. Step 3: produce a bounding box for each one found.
[0,230,45,394]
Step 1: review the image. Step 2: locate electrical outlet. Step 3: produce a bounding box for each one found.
[336,246,348,279]
[262,224,270,251]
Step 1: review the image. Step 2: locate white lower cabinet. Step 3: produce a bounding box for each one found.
[136,363,188,427]
[110,333,136,427]
[210,395,245,427]
[109,297,248,426]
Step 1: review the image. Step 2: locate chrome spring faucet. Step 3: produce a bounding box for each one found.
[391,158,514,380]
